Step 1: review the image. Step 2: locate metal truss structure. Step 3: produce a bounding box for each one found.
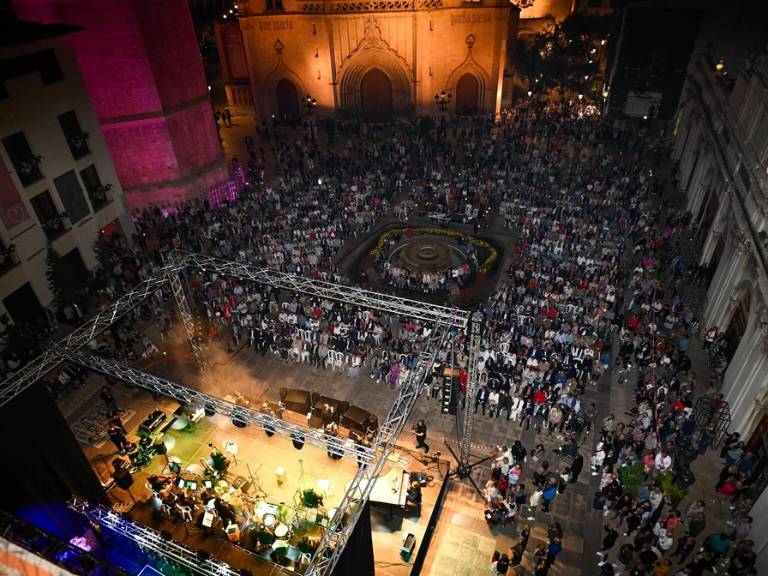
[0,266,174,410]
[0,251,471,576]
[305,326,448,576]
[68,498,242,576]
[58,346,376,463]
[460,312,484,463]
[0,508,131,576]
[165,264,208,373]
[165,251,464,328]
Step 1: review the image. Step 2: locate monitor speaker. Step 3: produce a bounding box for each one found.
[113,467,134,490]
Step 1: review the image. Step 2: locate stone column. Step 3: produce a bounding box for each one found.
[700,198,731,264]
[723,314,767,432]
[686,148,712,216]
[703,230,750,329]
[679,121,703,191]
[672,106,693,162]
[750,478,768,574]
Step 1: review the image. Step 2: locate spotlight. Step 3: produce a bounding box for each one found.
[160,530,173,541]
[197,549,210,563]
[204,403,216,416]
[292,432,305,450]
[231,411,247,428]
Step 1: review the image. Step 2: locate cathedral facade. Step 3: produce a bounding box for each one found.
[238,0,516,121]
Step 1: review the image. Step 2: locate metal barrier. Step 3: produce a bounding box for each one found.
[692,396,732,448]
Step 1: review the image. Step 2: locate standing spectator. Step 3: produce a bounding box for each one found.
[413,419,429,453]
[544,536,562,571]
[597,525,620,565]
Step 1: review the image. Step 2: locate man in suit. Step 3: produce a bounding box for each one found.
[475,385,489,415]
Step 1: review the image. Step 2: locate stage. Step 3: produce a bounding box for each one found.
[73,385,445,576]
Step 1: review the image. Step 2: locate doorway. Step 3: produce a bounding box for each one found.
[276,79,300,121]
[3,282,44,327]
[455,74,480,116]
[360,68,392,123]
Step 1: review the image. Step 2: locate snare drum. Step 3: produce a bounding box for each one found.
[274,523,289,538]
[262,513,276,528]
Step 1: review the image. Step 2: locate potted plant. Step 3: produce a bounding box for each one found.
[68,132,90,155]
[302,488,320,508]
[657,472,687,507]
[210,450,230,473]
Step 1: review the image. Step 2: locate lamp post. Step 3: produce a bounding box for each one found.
[304,95,317,142]
[434,90,451,113]
[434,90,451,129]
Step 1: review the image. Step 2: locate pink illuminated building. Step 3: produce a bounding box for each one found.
[12,0,228,208]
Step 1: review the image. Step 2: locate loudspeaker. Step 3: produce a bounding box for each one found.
[113,467,134,490]
[196,549,210,563]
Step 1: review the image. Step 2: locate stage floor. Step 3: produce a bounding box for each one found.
[73,384,443,576]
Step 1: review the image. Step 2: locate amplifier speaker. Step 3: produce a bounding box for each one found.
[113,467,134,490]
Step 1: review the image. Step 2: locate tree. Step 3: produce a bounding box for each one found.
[45,243,80,311]
[92,232,117,276]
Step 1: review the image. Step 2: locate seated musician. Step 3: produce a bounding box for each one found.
[214,499,237,526]
[405,480,422,508]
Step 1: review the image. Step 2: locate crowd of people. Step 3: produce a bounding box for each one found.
[0,85,759,575]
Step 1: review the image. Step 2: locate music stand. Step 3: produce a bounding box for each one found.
[224,441,239,465]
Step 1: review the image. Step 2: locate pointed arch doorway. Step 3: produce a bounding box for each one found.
[276,79,300,121]
[360,68,392,122]
[455,73,480,115]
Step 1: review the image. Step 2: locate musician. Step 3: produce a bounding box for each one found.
[107,420,130,453]
[324,421,342,460]
[413,419,429,453]
[405,480,422,508]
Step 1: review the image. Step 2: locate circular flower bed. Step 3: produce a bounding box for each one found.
[372,227,498,293]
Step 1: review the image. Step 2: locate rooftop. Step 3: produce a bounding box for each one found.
[0,19,81,50]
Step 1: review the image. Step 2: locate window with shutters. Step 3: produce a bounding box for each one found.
[30,190,68,241]
[53,170,90,224]
[2,132,43,187]
[58,110,90,160]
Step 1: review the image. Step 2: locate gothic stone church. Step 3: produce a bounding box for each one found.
[237,0,516,121]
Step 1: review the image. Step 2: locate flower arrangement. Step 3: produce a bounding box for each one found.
[371,227,498,273]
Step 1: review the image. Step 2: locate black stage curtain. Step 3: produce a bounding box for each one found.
[333,502,374,576]
[0,383,107,513]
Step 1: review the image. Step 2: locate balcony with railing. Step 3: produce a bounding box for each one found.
[0,242,20,275]
[40,213,72,241]
[3,131,44,188]
[66,131,91,160]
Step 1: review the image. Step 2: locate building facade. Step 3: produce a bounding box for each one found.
[673,51,768,569]
[0,23,133,325]
[237,0,515,121]
[12,0,228,208]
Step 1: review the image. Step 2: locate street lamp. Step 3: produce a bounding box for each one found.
[304,95,317,142]
[434,90,452,114]
[304,95,317,114]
